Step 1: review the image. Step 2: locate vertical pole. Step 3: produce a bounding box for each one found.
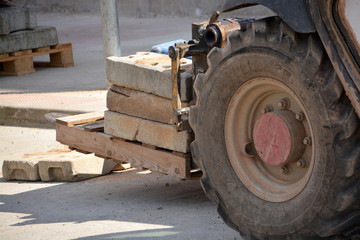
[100,0,121,58]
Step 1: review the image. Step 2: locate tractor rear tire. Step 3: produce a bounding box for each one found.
[190,17,360,239]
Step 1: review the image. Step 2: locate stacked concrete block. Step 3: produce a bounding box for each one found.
[105,110,192,153]
[106,52,193,101]
[105,52,193,153]
[0,7,37,35]
[107,85,189,125]
[0,26,58,54]
[0,6,59,54]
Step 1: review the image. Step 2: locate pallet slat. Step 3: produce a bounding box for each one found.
[56,112,104,126]
[0,53,9,59]
[83,122,105,132]
[33,46,51,53]
[0,43,74,76]
[10,50,32,57]
[56,122,191,179]
[0,44,73,62]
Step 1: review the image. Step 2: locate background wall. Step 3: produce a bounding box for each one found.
[14,0,273,18]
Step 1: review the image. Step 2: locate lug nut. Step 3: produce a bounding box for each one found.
[280,165,291,174]
[295,111,305,121]
[278,98,290,109]
[303,136,312,145]
[261,105,274,114]
[297,158,308,168]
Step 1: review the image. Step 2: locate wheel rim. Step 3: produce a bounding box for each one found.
[225,77,314,202]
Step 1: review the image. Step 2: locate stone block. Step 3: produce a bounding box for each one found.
[2,158,40,181]
[0,7,37,35]
[38,152,117,182]
[106,52,193,101]
[107,85,189,125]
[2,150,117,182]
[0,26,58,54]
[104,110,192,153]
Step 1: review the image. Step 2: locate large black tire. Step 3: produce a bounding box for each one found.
[190,17,360,239]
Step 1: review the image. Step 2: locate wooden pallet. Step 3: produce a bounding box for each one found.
[0,43,74,76]
[55,112,201,180]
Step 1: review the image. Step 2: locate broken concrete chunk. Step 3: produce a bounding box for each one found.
[2,150,118,182]
[106,52,193,101]
[112,163,132,171]
[104,110,192,153]
[38,152,117,182]
[107,85,189,125]
[2,158,40,181]
[0,26,58,54]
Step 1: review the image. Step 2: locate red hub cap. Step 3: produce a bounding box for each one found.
[253,110,306,166]
[253,112,291,166]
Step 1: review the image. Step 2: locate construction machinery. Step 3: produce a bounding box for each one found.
[56,0,360,239]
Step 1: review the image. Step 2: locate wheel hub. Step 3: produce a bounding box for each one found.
[225,77,314,202]
[253,110,306,166]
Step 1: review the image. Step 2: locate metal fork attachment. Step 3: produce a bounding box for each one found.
[168,12,244,131]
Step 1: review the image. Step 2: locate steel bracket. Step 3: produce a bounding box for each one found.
[169,41,203,132]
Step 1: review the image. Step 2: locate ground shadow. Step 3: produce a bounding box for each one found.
[0,169,239,239]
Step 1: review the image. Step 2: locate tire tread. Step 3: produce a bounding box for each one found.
[190,16,360,239]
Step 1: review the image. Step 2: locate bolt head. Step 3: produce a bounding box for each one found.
[295,111,305,121]
[296,158,308,168]
[278,98,290,109]
[261,105,274,114]
[280,165,291,174]
[303,136,312,145]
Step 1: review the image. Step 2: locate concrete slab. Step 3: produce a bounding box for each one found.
[106,52,193,101]
[0,126,240,239]
[0,106,81,128]
[0,7,37,35]
[0,91,106,128]
[0,169,240,240]
[2,149,118,182]
[2,158,40,181]
[104,110,192,153]
[38,152,117,182]
[0,26,58,54]
[107,85,189,125]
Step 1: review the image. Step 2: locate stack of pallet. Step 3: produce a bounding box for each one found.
[0,5,73,75]
[105,52,194,158]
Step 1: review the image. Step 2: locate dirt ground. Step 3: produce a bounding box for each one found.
[0,126,240,239]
